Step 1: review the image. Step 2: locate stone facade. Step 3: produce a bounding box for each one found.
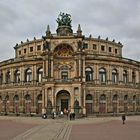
[0,14,140,116]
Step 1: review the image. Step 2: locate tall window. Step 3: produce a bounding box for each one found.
[124,95,128,102]
[13,95,19,101]
[123,70,128,84]
[132,71,136,84]
[133,95,136,101]
[25,94,31,100]
[86,94,93,100]
[61,66,68,81]
[113,94,118,101]
[99,68,106,83]
[5,95,9,101]
[100,94,106,101]
[37,68,43,82]
[112,69,118,84]
[101,45,105,51]
[61,71,68,81]
[14,70,20,83]
[85,67,93,81]
[93,44,97,50]
[25,69,32,82]
[6,71,11,84]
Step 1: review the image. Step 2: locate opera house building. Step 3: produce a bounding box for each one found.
[0,13,140,117]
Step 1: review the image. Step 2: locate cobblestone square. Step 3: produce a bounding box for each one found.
[0,116,140,140]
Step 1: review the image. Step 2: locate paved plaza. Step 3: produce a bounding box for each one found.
[0,115,140,140]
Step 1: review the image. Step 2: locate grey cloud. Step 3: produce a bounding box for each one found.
[0,0,140,61]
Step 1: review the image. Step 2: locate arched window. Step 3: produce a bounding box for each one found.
[14,70,20,83]
[24,94,31,100]
[100,94,106,101]
[99,68,106,83]
[123,70,128,84]
[132,71,136,84]
[85,67,93,81]
[86,94,93,100]
[124,95,128,101]
[25,69,32,82]
[5,95,9,101]
[133,95,136,101]
[112,69,118,84]
[113,94,118,101]
[13,95,19,101]
[6,71,11,84]
[37,68,43,82]
[37,94,42,101]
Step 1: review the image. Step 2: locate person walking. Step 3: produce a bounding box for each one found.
[122,114,126,124]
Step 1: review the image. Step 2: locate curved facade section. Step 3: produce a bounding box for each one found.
[0,14,140,116]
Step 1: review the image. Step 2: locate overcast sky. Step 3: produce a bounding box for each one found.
[0,0,140,61]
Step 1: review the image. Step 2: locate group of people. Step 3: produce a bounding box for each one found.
[52,110,126,124]
[51,110,76,120]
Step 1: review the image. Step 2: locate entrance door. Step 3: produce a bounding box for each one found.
[61,99,68,112]
[56,90,70,112]
[99,103,106,113]
[86,103,92,114]
[113,103,117,113]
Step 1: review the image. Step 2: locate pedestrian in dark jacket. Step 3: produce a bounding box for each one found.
[122,114,126,124]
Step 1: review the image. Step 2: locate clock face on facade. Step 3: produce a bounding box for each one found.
[53,44,73,57]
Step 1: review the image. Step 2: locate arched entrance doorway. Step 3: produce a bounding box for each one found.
[86,94,93,114]
[99,94,106,114]
[36,94,42,114]
[56,90,70,113]
[13,95,19,114]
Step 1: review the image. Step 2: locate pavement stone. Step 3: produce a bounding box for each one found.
[0,115,140,140]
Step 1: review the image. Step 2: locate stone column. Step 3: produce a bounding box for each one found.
[2,70,6,84]
[96,64,99,84]
[128,68,132,83]
[42,88,46,114]
[33,65,37,82]
[74,58,78,78]
[136,71,139,83]
[20,66,24,84]
[10,68,14,83]
[50,56,54,78]
[83,87,86,115]
[107,65,111,84]
[71,88,75,112]
[82,55,85,81]
[76,58,79,77]
[43,55,48,78]
[52,87,55,111]
[33,90,37,113]
[78,56,81,77]
[78,86,81,107]
[119,67,123,85]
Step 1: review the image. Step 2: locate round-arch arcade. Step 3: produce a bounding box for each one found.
[56,90,70,113]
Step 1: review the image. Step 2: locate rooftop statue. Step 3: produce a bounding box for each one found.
[56,12,72,27]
